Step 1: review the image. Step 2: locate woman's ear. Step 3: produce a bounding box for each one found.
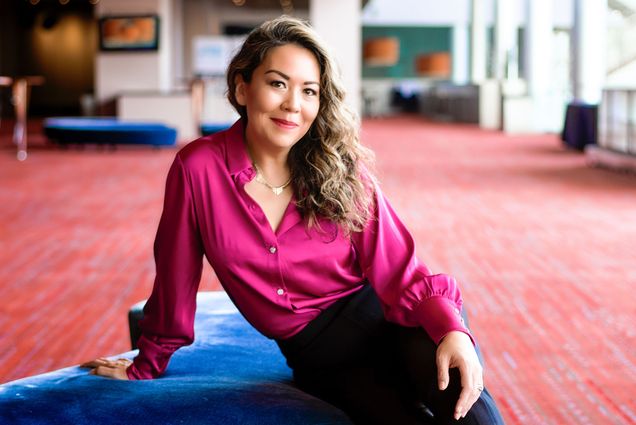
[234,75,247,106]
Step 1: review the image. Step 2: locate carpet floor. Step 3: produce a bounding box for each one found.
[1,115,635,424]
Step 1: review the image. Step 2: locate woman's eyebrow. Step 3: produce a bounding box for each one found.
[264,69,320,86]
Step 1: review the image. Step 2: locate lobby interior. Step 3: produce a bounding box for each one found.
[1,1,635,424]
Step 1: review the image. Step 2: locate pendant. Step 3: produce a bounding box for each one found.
[272,186,284,195]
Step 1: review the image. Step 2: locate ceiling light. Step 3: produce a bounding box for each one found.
[30,0,40,4]
[232,0,246,6]
[59,0,70,4]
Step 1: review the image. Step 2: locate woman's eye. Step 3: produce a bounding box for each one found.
[270,80,285,89]
[304,88,318,96]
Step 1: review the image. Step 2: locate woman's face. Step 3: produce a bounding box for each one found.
[235,43,321,155]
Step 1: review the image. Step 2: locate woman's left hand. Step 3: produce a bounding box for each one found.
[436,331,483,420]
[80,357,132,380]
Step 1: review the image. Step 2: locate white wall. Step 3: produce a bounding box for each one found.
[119,92,195,141]
[95,0,174,101]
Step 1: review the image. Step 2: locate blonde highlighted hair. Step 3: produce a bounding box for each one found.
[226,16,375,234]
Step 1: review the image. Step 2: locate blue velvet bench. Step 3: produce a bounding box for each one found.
[200,122,232,136]
[0,292,353,425]
[43,117,178,147]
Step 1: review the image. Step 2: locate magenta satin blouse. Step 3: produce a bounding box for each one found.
[127,120,471,380]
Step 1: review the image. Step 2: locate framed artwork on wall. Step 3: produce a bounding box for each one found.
[98,15,160,52]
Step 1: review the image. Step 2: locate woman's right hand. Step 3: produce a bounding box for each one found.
[80,357,131,380]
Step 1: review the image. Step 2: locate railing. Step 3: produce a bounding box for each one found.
[599,88,636,155]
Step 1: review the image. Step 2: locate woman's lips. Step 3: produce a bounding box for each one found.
[271,118,299,129]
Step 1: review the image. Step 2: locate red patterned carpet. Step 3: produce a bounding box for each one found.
[1,116,635,424]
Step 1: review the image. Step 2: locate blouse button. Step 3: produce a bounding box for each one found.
[276,288,285,296]
[269,246,277,254]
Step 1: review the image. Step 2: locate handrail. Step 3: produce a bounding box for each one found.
[600,88,636,155]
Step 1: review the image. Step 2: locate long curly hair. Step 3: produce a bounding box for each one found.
[226,16,376,234]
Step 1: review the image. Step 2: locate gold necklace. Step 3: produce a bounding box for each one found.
[252,163,292,195]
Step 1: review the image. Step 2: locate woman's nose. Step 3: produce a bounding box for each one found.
[282,90,300,112]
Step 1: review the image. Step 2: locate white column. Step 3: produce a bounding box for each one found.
[309,0,362,115]
[157,0,174,92]
[525,0,552,96]
[470,0,487,83]
[171,0,184,87]
[525,0,554,131]
[494,0,517,80]
[572,0,607,104]
[452,24,469,85]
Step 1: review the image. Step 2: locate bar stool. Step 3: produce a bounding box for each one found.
[11,76,44,161]
[0,76,12,140]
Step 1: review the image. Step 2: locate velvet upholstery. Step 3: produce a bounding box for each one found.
[200,122,232,136]
[0,292,353,425]
[44,117,177,146]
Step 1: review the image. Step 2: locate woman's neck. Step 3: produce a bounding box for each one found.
[246,142,291,187]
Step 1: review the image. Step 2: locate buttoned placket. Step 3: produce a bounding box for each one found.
[237,168,291,307]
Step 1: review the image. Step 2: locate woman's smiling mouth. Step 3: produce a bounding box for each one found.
[271,118,299,129]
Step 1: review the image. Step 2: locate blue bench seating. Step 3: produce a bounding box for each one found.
[0,291,352,425]
[43,117,178,147]
[200,122,232,136]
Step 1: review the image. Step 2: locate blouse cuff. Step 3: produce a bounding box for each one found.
[125,336,165,380]
[414,295,474,346]
[126,364,141,380]
[126,357,155,380]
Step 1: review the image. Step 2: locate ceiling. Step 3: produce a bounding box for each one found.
[20,0,369,11]
[609,0,636,17]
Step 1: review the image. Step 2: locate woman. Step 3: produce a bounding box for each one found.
[83,16,504,425]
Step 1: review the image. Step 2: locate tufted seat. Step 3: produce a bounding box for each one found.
[0,291,353,425]
[43,117,177,147]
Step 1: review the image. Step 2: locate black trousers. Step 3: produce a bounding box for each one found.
[276,285,505,425]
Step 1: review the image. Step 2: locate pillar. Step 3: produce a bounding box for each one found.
[572,0,607,104]
[494,0,517,80]
[310,0,362,115]
[470,0,487,83]
[452,24,469,85]
[525,0,554,131]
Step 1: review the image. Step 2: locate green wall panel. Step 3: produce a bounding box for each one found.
[362,26,451,79]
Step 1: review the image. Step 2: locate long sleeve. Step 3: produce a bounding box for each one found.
[127,155,204,380]
[351,181,472,345]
